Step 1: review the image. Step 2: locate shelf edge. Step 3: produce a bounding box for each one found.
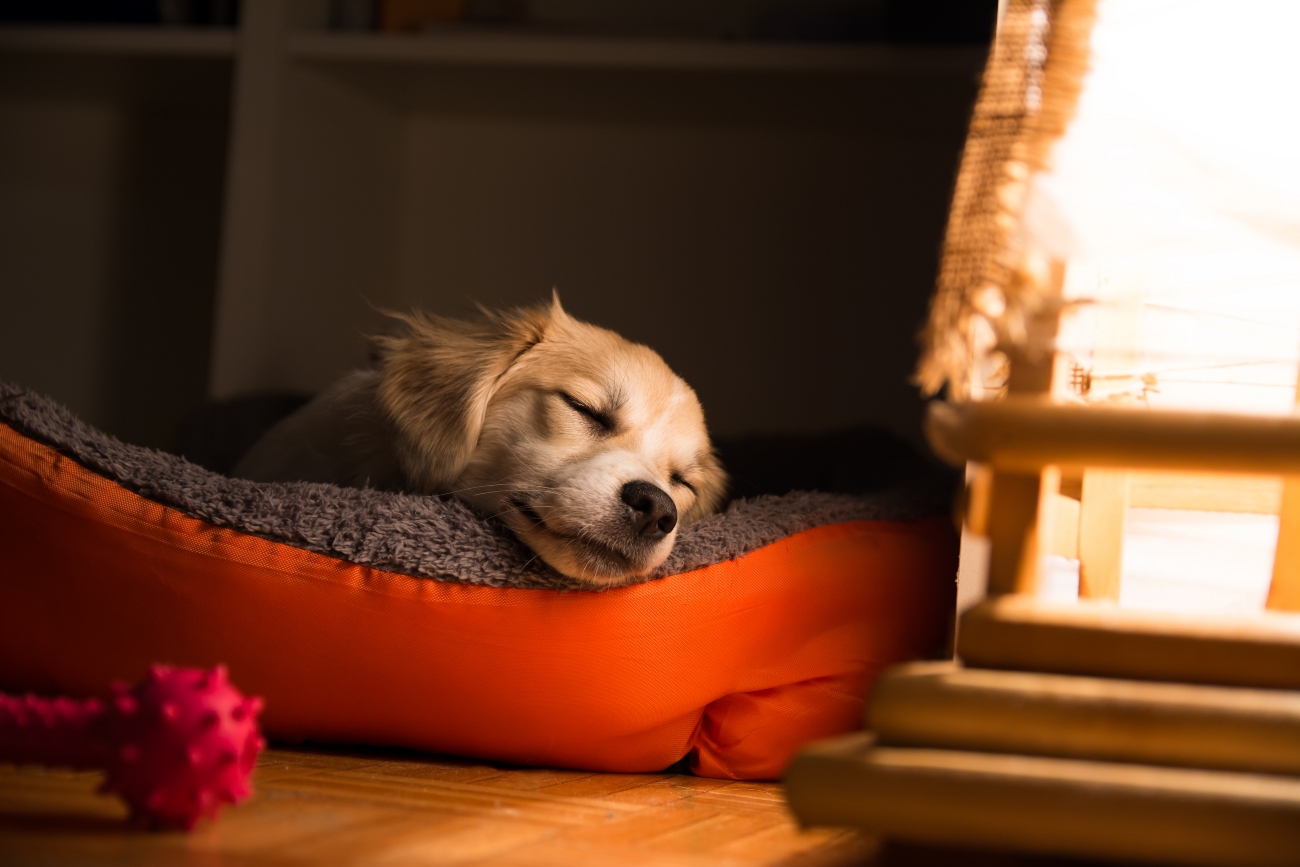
[0,26,237,58]
[286,31,988,74]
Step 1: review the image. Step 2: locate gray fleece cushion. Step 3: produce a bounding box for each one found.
[0,382,950,590]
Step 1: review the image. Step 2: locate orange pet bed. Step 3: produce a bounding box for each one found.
[0,384,956,780]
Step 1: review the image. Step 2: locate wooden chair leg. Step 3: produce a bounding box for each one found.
[966,259,1066,600]
[986,468,1058,596]
[1268,478,1300,611]
[1078,469,1128,601]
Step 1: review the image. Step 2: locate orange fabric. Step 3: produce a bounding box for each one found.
[0,422,956,779]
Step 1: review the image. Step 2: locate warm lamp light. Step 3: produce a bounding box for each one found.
[786,2,1300,863]
[921,0,1300,617]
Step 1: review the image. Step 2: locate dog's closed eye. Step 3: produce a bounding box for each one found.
[559,391,616,434]
[669,471,697,495]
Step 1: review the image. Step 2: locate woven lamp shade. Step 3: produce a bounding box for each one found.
[918,0,1300,614]
[920,0,1300,409]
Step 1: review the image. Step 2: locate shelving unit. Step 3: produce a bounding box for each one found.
[1,0,987,450]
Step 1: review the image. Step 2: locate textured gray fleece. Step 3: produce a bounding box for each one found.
[0,382,950,590]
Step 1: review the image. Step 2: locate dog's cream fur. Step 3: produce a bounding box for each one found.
[234,296,726,586]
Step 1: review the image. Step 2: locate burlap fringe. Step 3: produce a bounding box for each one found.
[915,0,1098,398]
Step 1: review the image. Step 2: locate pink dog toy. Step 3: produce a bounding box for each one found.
[0,665,264,830]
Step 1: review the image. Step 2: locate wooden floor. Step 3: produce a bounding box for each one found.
[0,746,878,866]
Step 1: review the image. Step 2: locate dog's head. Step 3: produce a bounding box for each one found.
[375,295,726,586]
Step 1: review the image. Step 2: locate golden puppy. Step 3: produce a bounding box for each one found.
[234,296,727,586]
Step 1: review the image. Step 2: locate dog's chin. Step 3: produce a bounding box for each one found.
[508,517,673,587]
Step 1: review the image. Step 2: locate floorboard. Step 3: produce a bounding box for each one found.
[0,746,878,866]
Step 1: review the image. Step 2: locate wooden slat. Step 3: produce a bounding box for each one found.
[785,733,1300,867]
[1130,472,1283,514]
[1076,468,1127,600]
[957,595,1300,689]
[926,398,1300,476]
[869,661,1300,775]
[1057,471,1284,513]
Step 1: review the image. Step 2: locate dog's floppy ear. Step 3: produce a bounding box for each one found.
[683,447,728,524]
[374,302,556,492]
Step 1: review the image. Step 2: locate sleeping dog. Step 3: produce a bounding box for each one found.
[234,295,727,586]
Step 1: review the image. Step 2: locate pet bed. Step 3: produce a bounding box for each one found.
[0,383,956,780]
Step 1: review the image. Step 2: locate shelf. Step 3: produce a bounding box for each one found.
[287,30,987,74]
[0,25,236,58]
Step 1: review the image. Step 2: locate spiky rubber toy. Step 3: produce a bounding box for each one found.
[0,665,264,830]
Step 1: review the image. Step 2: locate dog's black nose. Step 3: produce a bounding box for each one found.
[621,481,678,540]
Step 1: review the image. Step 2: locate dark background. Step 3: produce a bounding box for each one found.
[0,0,992,457]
